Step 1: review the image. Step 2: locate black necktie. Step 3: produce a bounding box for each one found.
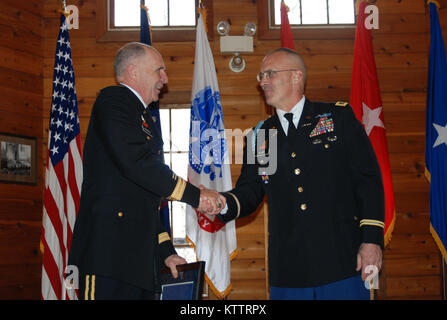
[284,113,296,137]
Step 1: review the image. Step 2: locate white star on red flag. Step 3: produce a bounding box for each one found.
[362,102,385,136]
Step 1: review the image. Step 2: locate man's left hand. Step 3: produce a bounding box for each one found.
[356,243,382,281]
[165,254,187,278]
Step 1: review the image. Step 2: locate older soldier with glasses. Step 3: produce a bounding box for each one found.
[210,48,385,300]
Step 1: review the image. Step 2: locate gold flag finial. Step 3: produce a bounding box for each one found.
[141,4,153,42]
[141,4,148,13]
[59,0,70,18]
[281,0,291,13]
[198,3,208,35]
[427,0,440,9]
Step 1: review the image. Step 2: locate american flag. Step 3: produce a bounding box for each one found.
[40,14,83,300]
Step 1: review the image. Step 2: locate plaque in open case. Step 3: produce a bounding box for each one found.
[158,261,205,300]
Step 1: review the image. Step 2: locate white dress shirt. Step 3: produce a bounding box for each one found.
[276,95,306,136]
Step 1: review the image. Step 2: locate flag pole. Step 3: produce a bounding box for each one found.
[60,0,70,18]
[442,257,446,299]
[427,0,446,301]
[61,1,69,299]
[61,0,68,300]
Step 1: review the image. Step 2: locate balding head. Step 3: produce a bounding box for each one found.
[263,48,307,87]
[259,48,307,111]
[114,42,154,82]
[113,42,168,105]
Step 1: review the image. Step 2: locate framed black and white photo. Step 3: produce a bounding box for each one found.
[0,133,37,185]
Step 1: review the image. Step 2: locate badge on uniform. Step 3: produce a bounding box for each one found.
[256,135,270,158]
[261,172,269,184]
[141,115,153,137]
[309,114,334,137]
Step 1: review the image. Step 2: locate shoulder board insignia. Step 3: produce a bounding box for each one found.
[335,101,348,107]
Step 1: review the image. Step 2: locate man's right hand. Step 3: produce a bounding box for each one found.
[198,187,226,215]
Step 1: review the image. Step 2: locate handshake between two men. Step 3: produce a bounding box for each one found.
[197,186,226,216]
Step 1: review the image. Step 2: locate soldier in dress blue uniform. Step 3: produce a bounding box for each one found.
[68,43,225,300]
[214,48,385,299]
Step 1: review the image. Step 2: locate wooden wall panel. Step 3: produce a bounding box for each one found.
[0,0,43,299]
[22,0,443,300]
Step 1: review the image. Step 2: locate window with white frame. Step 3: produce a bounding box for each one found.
[100,0,210,42]
[159,106,197,263]
[113,0,197,28]
[272,0,355,26]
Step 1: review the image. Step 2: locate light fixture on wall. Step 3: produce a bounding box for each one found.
[217,21,230,36]
[217,21,256,73]
[229,53,245,73]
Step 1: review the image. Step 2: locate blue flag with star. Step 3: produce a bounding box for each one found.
[140,4,170,235]
[426,2,447,261]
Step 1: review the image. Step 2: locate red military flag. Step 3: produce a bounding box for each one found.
[280,0,295,49]
[41,13,83,299]
[350,1,395,246]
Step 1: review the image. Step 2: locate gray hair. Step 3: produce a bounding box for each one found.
[264,47,307,86]
[113,42,152,79]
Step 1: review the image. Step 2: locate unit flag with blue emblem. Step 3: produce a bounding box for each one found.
[186,10,237,299]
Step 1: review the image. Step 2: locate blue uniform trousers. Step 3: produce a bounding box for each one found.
[270,275,373,300]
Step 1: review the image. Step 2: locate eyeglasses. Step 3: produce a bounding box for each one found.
[256,69,298,82]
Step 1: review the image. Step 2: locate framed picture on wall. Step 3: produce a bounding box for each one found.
[0,133,37,185]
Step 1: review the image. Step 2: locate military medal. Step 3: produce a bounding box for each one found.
[141,115,152,137]
[310,115,334,137]
[261,172,269,184]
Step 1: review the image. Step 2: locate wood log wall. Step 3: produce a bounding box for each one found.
[0,0,44,299]
[0,0,445,299]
